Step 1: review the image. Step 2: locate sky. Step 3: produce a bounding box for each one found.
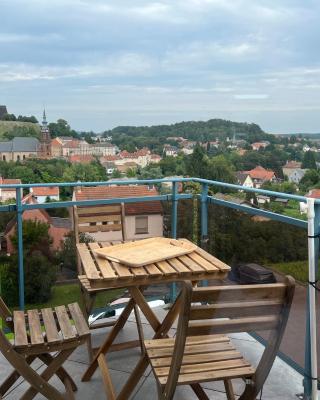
[1,0,320,133]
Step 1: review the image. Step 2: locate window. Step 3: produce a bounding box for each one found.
[2,155,5,161]
[135,216,148,234]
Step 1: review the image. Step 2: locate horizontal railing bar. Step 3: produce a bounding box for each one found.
[207,196,308,229]
[0,177,193,189]
[193,178,313,203]
[22,194,193,210]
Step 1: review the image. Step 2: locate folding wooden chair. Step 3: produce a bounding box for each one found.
[143,276,295,400]
[73,203,127,357]
[0,296,90,400]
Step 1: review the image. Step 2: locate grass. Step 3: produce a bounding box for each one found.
[23,282,123,311]
[1,283,123,338]
[268,260,318,283]
[0,121,40,138]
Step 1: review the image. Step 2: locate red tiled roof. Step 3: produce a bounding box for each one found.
[100,155,120,162]
[31,186,59,196]
[74,185,162,215]
[0,177,21,191]
[244,166,275,181]
[283,161,302,169]
[69,154,94,164]
[51,138,62,147]
[306,189,320,199]
[120,148,150,159]
[62,139,80,148]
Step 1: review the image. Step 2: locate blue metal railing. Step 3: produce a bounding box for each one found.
[0,176,316,399]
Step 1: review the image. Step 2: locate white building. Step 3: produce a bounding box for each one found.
[30,186,60,204]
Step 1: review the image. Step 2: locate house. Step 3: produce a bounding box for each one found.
[0,137,39,162]
[256,195,271,205]
[29,186,60,204]
[51,137,64,157]
[69,154,94,164]
[242,166,276,188]
[300,189,320,213]
[0,177,21,202]
[4,194,71,254]
[235,172,254,188]
[116,162,139,174]
[164,145,178,157]
[251,141,269,151]
[73,185,163,241]
[282,161,306,184]
[0,105,8,119]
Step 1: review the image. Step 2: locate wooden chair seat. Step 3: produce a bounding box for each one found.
[0,298,90,400]
[13,302,90,354]
[145,335,255,386]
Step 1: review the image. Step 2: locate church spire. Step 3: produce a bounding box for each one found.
[42,109,47,126]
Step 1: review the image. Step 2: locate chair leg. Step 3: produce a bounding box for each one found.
[0,355,37,396]
[38,353,77,392]
[190,383,210,400]
[20,348,75,400]
[224,379,235,400]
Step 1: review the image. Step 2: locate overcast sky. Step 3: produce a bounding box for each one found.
[1,0,320,133]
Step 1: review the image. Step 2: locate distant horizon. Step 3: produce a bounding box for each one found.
[2,105,320,136]
[1,1,320,134]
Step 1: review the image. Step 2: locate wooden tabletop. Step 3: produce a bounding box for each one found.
[77,239,230,290]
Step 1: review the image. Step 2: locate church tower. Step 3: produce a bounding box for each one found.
[39,109,51,157]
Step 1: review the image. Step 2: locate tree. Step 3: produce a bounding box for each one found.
[62,162,106,182]
[0,113,16,121]
[2,220,56,305]
[48,119,78,138]
[302,151,317,169]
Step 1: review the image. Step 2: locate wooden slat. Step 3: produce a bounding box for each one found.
[77,205,121,215]
[145,335,229,349]
[55,306,75,340]
[189,300,283,320]
[68,303,90,337]
[155,358,250,377]
[79,224,122,233]
[193,245,230,272]
[187,252,219,272]
[89,243,117,280]
[79,215,121,224]
[27,310,44,345]
[111,261,133,279]
[188,315,279,336]
[13,311,28,347]
[41,308,61,344]
[77,244,100,280]
[150,350,242,368]
[130,267,148,278]
[192,284,286,303]
[178,255,204,273]
[167,258,190,273]
[159,366,255,385]
[155,260,177,276]
[147,341,234,358]
[144,263,163,277]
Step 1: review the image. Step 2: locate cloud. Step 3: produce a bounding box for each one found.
[234,94,269,100]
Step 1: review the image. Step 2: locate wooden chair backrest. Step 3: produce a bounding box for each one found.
[73,203,126,241]
[165,277,295,399]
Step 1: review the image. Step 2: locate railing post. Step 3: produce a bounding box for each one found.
[169,181,178,302]
[200,183,209,250]
[200,183,209,288]
[16,187,25,310]
[304,201,320,399]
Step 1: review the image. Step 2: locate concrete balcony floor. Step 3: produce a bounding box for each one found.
[1,306,305,399]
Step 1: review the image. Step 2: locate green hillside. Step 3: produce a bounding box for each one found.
[0,121,40,140]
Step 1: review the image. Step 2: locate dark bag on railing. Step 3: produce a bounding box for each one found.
[232,263,276,284]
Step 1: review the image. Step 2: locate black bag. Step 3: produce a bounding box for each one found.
[232,263,276,284]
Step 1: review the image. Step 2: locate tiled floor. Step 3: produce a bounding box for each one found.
[0,306,304,399]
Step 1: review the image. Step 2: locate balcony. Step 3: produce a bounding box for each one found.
[0,177,318,399]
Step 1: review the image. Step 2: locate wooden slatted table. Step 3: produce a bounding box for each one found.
[78,239,230,396]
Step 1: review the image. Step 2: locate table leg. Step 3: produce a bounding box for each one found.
[82,298,136,382]
[116,292,183,400]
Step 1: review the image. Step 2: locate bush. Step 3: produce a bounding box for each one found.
[0,253,56,306]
